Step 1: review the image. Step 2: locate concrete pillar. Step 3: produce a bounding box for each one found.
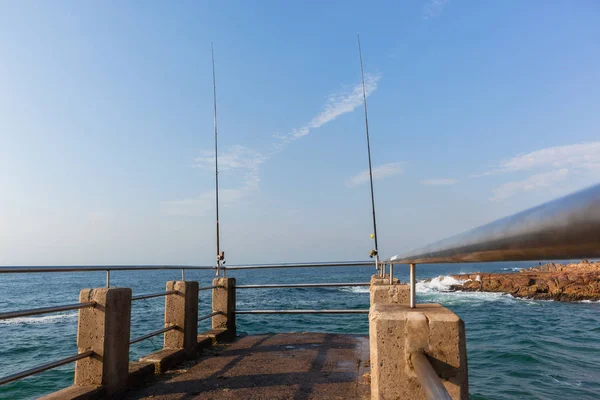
[369,303,468,400]
[74,287,132,395]
[164,281,199,355]
[212,277,236,339]
[370,274,410,305]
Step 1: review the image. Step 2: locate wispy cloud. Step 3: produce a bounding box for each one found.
[346,162,402,187]
[277,73,381,144]
[477,141,600,177]
[423,0,449,20]
[164,74,382,215]
[163,146,266,216]
[490,169,569,202]
[421,178,457,186]
[476,142,600,201]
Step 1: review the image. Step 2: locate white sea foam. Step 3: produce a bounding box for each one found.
[416,275,465,293]
[0,312,77,325]
[501,267,523,272]
[339,286,369,293]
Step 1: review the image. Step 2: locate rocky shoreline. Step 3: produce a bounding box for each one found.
[448,260,600,302]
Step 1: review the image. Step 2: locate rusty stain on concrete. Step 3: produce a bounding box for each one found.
[124,333,370,399]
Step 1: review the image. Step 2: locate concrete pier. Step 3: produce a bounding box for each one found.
[123,333,370,400]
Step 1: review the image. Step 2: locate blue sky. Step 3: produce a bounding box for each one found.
[1,1,599,265]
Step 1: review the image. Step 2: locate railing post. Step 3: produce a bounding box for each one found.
[368,303,468,399]
[212,277,236,340]
[369,273,409,305]
[74,287,132,395]
[164,281,199,355]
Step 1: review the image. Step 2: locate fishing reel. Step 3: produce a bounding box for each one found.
[369,249,378,258]
[217,251,225,265]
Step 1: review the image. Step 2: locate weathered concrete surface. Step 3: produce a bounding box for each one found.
[369,303,468,400]
[212,277,236,339]
[140,348,188,374]
[75,288,132,395]
[124,333,370,400]
[165,281,199,355]
[39,385,104,400]
[370,274,409,305]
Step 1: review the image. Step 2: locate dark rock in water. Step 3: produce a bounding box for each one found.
[449,261,600,302]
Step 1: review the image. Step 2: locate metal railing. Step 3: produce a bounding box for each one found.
[223,261,374,270]
[236,309,369,314]
[235,282,370,289]
[234,282,370,314]
[199,311,220,321]
[389,183,600,264]
[386,183,600,309]
[410,351,452,400]
[132,290,177,301]
[0,351,94,386]
[130,326,175,345]
[0,301,96,320]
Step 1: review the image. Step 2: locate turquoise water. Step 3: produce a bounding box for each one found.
[1,262,599,399]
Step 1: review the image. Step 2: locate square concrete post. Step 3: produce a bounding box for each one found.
[370,274,410,305]
[369,303,468,400]
[74,288,132,395]
[164,281,199,355]
[212,277,236,339]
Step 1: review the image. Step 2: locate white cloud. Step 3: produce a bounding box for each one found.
[490,168,569,202]
[165,74,382,215]
[280,73,381,144]
[475,142,600,202]
[423,0,448,20]
[421,178,457,186]
[346,162,403,187]
[478,142,600,177]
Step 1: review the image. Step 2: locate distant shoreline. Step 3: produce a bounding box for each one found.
[447,260,600,302]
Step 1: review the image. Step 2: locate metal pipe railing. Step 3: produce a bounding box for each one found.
[390,183,600,264]
[223,261,373,270]
[235,282,370,289]
[0,265,216,274]
[410,351,452,400]
[235,309,369,314]
[198,311,220,322]
[130,326,175,345]
[132,290,177,301]
[199,285,219,291]
[0,350,94,386]
[0,301,96,320]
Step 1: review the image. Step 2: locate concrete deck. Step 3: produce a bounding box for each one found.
[124,333,370,400]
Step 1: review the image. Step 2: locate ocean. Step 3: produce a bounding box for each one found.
[1,262,599,399]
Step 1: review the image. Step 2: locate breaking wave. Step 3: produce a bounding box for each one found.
[0,313,77,325]
[416,275,464,293]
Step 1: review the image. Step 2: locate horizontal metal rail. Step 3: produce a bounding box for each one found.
[235,282,370,289]
[0,265,216,274]
[235,309,369,314]
[223,261,373,270]
[130,326,175,345]
[411,351,452,400]
[0,350,94,386]
[198,311,220,321]
[390,183,600,264]
[0,301,96,320]
[199,285,219,291]
[132,290,177,301]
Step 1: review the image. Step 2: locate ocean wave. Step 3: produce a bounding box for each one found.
[416,275,465,293]
[338,286,369,293]
[501,267,523,272]
[0,312,77,325]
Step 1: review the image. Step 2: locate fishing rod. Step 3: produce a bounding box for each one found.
[357,34,381,276]
[212,43,225,276]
